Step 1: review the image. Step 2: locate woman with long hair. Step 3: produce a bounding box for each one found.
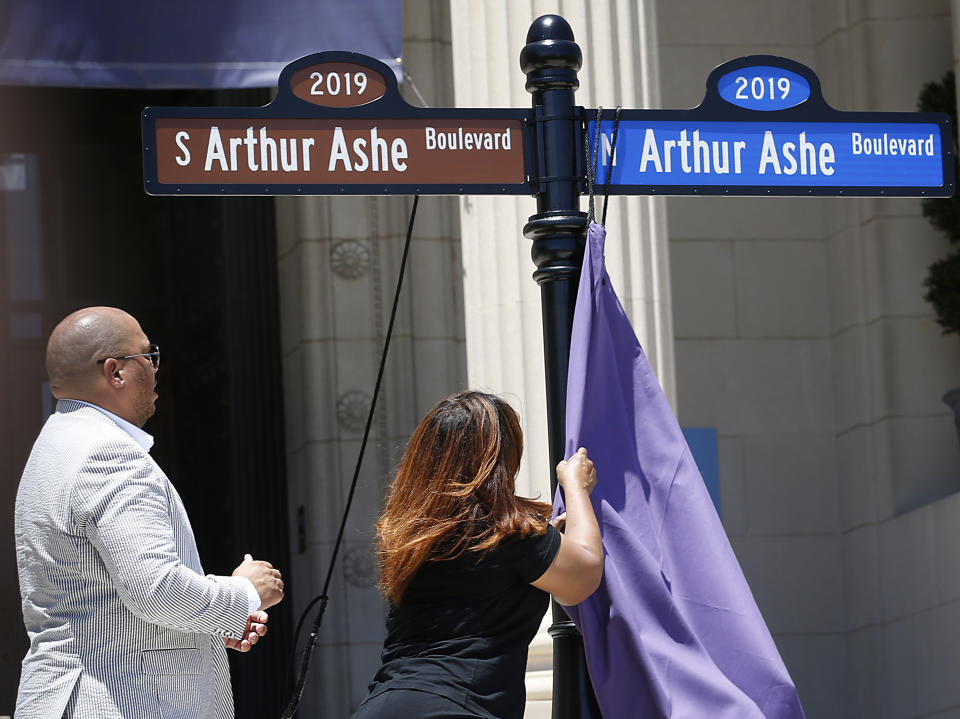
[352,390,603,719]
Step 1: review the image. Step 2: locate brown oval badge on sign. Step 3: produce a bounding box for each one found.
[290,62,387,108]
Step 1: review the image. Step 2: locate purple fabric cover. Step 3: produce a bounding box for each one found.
[555,222,806,719]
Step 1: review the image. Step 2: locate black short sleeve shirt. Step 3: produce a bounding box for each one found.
[364,524,562,718]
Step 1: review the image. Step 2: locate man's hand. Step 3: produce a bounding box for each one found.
[225,611,269,652]
[232,554,284,610]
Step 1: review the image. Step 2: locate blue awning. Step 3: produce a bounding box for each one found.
[0,0,402,89]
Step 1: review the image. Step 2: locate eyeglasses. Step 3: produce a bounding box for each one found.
[96,343,160,371]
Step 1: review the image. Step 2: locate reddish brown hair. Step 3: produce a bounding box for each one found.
[376,391,552,604]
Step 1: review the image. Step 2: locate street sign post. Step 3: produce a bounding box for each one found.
[141,20,954,719]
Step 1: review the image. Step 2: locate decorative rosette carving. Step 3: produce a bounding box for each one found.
[336,389,370,433]
[330,240,371,279]
[343,544,376,588]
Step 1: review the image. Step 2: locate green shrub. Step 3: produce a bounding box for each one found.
[920,71,960,334]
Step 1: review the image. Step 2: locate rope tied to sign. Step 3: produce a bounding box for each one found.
[584,106,623,227]
[601,106,622,227]
[585,106,602,223]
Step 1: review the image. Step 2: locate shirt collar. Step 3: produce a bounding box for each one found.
[73,400,155,452]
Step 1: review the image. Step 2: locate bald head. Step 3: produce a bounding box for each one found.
[46,307,142,397]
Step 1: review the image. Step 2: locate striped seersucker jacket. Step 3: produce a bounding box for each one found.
[15,400,253,719]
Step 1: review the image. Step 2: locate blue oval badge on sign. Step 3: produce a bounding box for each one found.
[717,66,810,111]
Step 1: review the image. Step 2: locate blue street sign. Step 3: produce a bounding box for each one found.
[589,120,943,188]
[587,56,953,197]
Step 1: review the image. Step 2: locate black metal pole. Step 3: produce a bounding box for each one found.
[520,14,602,719]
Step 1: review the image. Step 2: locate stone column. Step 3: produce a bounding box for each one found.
[275,2,465,715]
[450,2,673,715]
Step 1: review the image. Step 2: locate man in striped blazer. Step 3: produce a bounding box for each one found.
[14,306,285,719]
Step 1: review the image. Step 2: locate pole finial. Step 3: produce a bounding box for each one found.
[520,15,582,94]
[525,14,575,43]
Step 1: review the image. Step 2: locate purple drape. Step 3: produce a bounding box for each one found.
[556,222,806,719]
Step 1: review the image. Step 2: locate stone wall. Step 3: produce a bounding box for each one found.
[276,2,960,716]
[662,1,960,716]
[275,3,465,714]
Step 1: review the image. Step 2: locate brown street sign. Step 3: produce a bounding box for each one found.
[153,117,524,186]
[143,52,534,195]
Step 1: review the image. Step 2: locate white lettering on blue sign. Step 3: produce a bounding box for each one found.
[850,132,935,157]
[717,66,811,111]
[639,128,746,174]
[589,120,943,188]
[758,131,834,176]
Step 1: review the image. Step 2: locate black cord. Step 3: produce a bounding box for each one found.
[600,106,623,227]
[280,194,421,719]
[585,106,602,223]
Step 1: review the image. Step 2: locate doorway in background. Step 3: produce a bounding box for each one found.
[0,85,292,718]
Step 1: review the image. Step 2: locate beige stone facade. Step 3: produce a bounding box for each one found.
[282,2,960,718]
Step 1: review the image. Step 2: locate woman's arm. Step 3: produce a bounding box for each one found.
[531,447,603,606]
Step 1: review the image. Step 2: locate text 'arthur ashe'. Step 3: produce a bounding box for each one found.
[616,127,938,177]
[171,125,515,173]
